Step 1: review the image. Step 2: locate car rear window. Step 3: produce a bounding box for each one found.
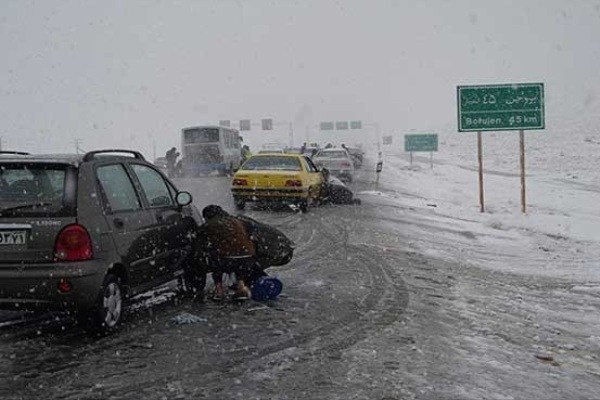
[0,163,71,216]
[241,156,302,171]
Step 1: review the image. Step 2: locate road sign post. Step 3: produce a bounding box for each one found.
[477,131,484,213]
[458,83,544,213]
[376,160,383,188]
[520,130,526,213]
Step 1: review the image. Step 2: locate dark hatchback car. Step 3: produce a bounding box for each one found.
[0,150,205,334]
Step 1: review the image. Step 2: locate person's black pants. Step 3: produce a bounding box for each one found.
[212,257,264,285]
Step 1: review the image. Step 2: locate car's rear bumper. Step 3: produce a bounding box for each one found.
[0,260,107,311]
[232,187,309,202]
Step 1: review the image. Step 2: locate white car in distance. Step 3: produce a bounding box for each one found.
[312,148,355,183]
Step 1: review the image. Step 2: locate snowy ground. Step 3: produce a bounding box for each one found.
[361,129,600,282]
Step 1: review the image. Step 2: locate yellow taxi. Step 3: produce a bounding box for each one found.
[231,153,325,212]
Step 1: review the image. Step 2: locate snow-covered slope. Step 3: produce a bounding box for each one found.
[358,130,600,282]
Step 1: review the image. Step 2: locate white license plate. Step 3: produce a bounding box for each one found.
[0,231,27,245]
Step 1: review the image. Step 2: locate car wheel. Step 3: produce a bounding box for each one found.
[234,197,246,210]
[85,273,124,336]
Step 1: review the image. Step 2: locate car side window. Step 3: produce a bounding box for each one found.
[165,179,178,200]
[304,157,319,172]
[96,164,141,213]
[130,164,174,208]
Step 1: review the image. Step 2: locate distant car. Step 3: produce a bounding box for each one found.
[0,149,205,334]
[312,148,355,183]
[258,149,285,154]
[260,142,287,153]
[283,147,303,154]
[231,154,324,212]
[153,156,169,173]
[303,147,319,158]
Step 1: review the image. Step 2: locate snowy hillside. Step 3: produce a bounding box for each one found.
[360,129,600,282]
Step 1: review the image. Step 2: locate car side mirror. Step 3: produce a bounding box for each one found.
[176,191,193,207]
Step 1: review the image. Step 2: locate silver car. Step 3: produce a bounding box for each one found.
[312,148,355,183]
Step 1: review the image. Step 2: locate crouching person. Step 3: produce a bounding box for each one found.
[320,168,361,205]
[194,205,256,300]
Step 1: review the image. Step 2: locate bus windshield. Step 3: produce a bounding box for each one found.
[183,128,220,143]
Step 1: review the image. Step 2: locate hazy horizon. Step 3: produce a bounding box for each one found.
[2,0,599,157]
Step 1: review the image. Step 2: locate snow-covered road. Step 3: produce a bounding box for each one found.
[1,141,599,399]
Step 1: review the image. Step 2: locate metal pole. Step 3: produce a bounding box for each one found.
[430,151,433,169]
[520,129,526,213]
[376,123,381,152]
[152,139,156,162]
[289,122,294,147]
[477,131,484,213]
[0,137,3,151]
[410,151,413,166]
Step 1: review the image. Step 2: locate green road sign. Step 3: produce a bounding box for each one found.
[261,118,273,130]
[350,120,362,129]
[404,134,438,152]
[239,119,251,131]
[320,121,334,131]
[457,83,544,131]
[335,121,349,130]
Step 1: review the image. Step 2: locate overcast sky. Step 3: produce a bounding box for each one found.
[1,0,599,156]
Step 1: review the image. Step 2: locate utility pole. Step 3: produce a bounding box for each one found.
[153,138,157,161]
[0,137,4,151]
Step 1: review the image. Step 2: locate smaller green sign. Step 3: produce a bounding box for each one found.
[239,119,251,131]
[405,134,438,152]
[335,121,349,130]
[350,120,362,129]
[320,121,334,131]
[261,118,273,131]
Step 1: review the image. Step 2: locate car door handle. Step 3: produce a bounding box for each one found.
[113,218,124,228]
[156,213,164,222]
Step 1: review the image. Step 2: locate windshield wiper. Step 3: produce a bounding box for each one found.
[0,202,54,214]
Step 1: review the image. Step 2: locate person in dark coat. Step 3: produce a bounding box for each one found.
[194,205,256,300]
[165,147,180,178]
[320,168,361,205]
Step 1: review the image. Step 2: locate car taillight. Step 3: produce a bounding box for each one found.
[341,161,351,168]
[54,224,93,262]
[233,178,248,186]
[285,180,303,187]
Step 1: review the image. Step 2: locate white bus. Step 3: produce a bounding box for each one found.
[181,126,243,176]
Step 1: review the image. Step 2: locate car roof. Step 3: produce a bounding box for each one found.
[0,153,83,165]
[0,149,147,166]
